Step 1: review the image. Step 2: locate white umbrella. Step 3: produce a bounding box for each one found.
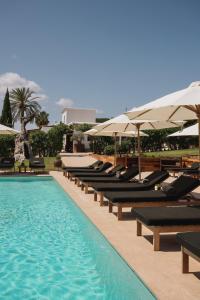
[93,114,181,179]
[126,81,200,157]
[0,124,19,135]
[84,128,148,137]
[85,128,148,167]
[168,123,198,137]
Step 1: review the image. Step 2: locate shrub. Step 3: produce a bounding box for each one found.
[118,140,132,154]
[104,145,115,155]
[29,131,48,157]
[73,123,93,132]
[47,123,71,156]
[0,135,15,157]
[93,136,113,154]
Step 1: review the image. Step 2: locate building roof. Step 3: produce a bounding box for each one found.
[68,121,98,125]
[62,107,96,113]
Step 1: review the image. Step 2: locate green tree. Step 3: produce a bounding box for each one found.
[96,117,110,123]
[29,131,48,157]
[0,89,13,127]
[47,123,71,156]
[0,135,15,157]
[73,123,93,132]
[10,87,41,134]
[35,111,49,129]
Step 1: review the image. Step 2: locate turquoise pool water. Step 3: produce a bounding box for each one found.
[0,176,155,300]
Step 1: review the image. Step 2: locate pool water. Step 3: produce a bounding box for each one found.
[0,177,155,299]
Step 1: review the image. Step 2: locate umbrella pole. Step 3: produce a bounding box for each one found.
[136,124,141,181]
[114,133,117,166]
[198,116,200,161]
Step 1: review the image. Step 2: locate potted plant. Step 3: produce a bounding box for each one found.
[54,154,62,169]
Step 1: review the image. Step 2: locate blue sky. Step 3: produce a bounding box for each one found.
[0,0,200,125]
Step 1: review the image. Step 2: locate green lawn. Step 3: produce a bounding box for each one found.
[43,157,57,170]
[143,148,198,157]
[15,157,56,171]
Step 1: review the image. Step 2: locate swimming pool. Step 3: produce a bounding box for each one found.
[0,176,155,299]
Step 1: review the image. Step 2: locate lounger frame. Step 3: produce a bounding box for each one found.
[136,218,200,251]
[181,246,200,273]
[108,199,200,221]
[82,182,95,193]
[94,191,104,205]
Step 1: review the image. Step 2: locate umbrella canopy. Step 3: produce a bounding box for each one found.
[93,114,181,131]
[126,81,200,158]
[0,124,19,135]
[84,128,148,137]
[93,114,181,179]
[168,123,198,137]
[126,82,200,121]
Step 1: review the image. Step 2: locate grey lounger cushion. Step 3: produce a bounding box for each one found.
[134,206,200,226]
[177,232,200,258]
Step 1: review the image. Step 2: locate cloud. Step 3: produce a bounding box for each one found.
[0,72,47,100]
[56,98,74,107]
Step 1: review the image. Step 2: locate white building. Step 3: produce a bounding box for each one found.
[61,108,97,152]
[62,107,96,125]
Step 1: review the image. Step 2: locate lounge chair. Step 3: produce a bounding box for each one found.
[79,166,139,194]
[0,157,15,172]
[29,157,45,172]
[74,164,124,179]
[104,175,199,220]
[167,162,199,177]
[177,232,200,273]
[63,160,103,176]
[73,164,124,186]
[91,170,169,206]
[134,206,200,251]
[68,162,113,180]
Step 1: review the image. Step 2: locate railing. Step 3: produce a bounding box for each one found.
[91,153,199,171]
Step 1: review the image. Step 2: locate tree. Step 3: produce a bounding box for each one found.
[10,87,41,134]
[47,123,71,156]
[73,123,93,132]
[30,131,48,157]
[35,111,49,129]
[0,135,15,157]
[0,89,13,127]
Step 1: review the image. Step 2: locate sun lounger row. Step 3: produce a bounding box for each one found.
[63,159,200,273]
[0,157,46,172]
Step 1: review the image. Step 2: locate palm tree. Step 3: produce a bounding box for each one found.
[10,87,41,134]
[35,111,49,129]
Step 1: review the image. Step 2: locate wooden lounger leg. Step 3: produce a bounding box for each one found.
[77,179,81,187]
[109,202,113,213]
[94,192,97,201]
[117,206,123,221]
[99,192,104,206]
[81,183,84,191]
[85,184,88,194]
[137,221,142,236]
[182,247,189,273]
[153,229,160,251]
